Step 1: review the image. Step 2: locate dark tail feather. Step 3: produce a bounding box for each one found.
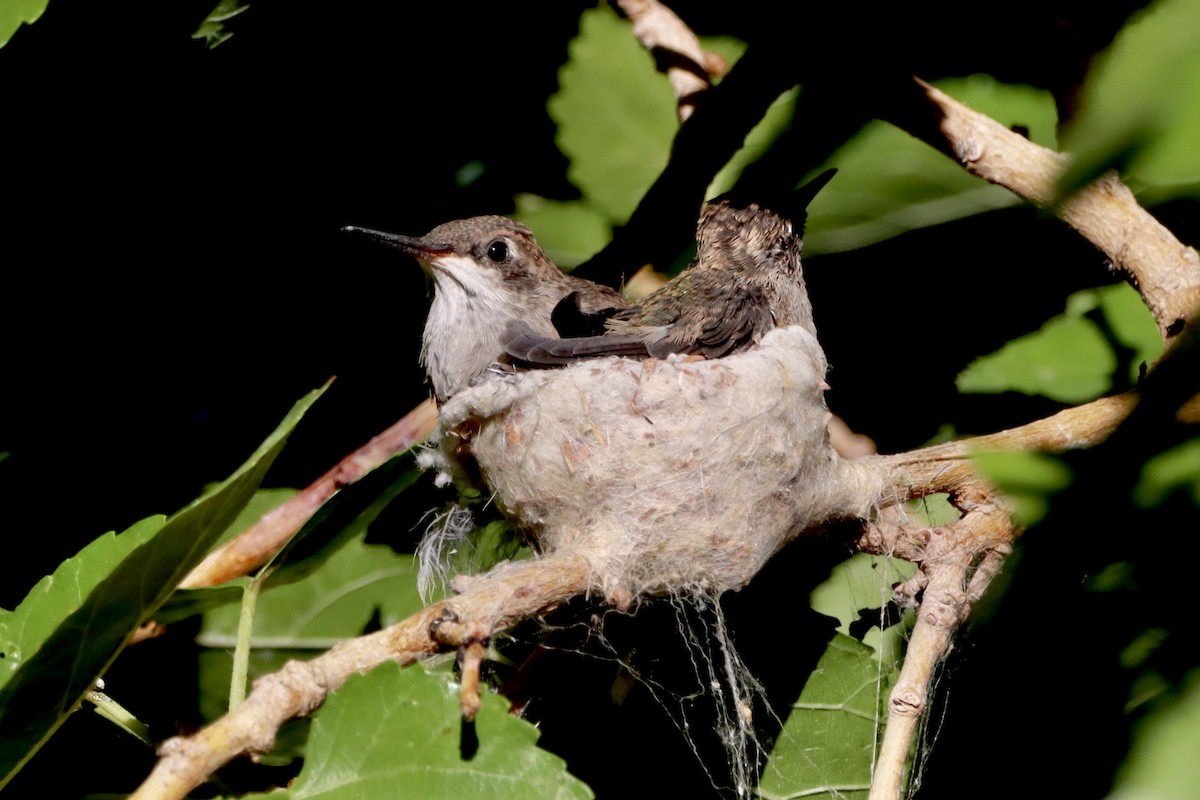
[505,332,652,367]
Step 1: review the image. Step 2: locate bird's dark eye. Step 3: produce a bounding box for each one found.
[487,240,509,262]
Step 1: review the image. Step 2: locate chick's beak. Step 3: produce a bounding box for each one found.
[341,225,454,259]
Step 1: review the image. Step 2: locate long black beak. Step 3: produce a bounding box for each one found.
[341,225,453,258]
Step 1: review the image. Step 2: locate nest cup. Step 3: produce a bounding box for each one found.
[435,326,845,602]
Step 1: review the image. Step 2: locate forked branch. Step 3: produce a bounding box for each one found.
[129,70,1198,800]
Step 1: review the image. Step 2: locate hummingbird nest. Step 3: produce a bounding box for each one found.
[425,325,887,604]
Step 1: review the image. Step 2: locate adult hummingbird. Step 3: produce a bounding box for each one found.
[343,216,628,403]
[507,169,836,364]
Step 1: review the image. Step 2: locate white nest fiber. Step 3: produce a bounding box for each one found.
[433,326,881,602]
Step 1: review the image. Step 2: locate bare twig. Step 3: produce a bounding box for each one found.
[179,398,438,590]
[879,77,1200,344]
[849,75,1200,800]
[129,70,1200,800]
[458,641,487,721]
[860,494,1014,800]
[873,392,1140,501]
[614,0,719,121]
[131,554,591,800]
[574,43,801,287]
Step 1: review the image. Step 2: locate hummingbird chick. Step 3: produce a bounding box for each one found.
[343,216,628,403]
[507,169,836,364]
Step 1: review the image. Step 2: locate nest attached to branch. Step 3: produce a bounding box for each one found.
[429,326,889,604]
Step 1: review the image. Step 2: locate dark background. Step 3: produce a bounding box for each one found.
[3,2,1195,798]
[2,1,593,603]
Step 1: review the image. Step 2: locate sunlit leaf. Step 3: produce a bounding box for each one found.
[1097,281,1165,378]
[214,487,298,550]
[1060,0,1200,199]
[758,634,893,800]
[1109,668,1200,800]
[809,554,916,661]
[265,454,423,587]
[1133,437,1200,508]
[0,385,327,788]
[957,285,1158,403]
[551,3,677,224]
[708,87,799,198]
[198,532,423,649]
[0,516,165,690]
[198,648,301,727]
[807,75,1058,254]
[0,0,47,49]
[165,450,423,624]
[513,194,614,270]
[524,27,749,259]
[959,314,1114,403]
[192,0,249,49]
[256,662,593,799]
[970,450,1074,528]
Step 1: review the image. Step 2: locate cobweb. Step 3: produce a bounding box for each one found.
[509,557,926,800]
[631,591,774,799]
[509,590,780,799]
[419,501,957,798]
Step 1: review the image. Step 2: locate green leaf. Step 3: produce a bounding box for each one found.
[198,648,298,726]
[198,532,423,649]
[758,634,894,800]
[957,285,1159,403]
[707,86,800,198]
[0,0,47,49]
[907,493,962,527]
[1060,0,1200,199]
[259,662,593,799]
[1097,281,1165,377]
[807,75,1058,254]
[0,384,327,788]
[1110,669,1200,800]
[192,0,249,49]
[1133,437,1200,508]
[264,453,424,587]
[552,3,677,224]
[969,450,1074,528]
[959,312,1115,402]
[0,516,165,689]
[520,32,748,263]
[513,194,614,270]
[809,554,917,661]
[705,36,799,199]
[161,452,423,626]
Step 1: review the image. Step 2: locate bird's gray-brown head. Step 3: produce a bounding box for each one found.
[505,170,837,365]
[696,199,802,280]
[343,215,626,402]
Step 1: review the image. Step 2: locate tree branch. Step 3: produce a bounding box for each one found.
[130,69,1200,800]
[178,398,438,590]
[574,42,799,287]
[860,493,1014,800]
[131,555,591,800]
[878,76,1200,344]
[613,0,719,121]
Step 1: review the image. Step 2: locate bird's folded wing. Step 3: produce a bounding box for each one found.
[692,282,772,359]
[504,330,653,366]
